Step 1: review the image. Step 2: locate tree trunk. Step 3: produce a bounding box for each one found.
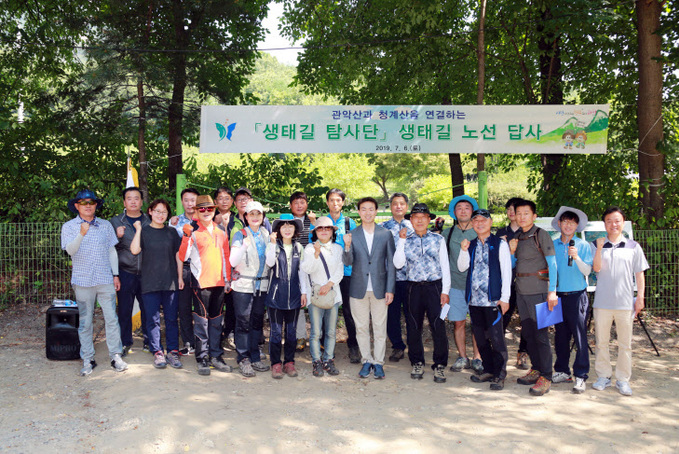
[168,0,188,191]
[137,77,148,203]
[636,0,664,221]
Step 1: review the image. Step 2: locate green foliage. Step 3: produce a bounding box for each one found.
[308,154,380,206]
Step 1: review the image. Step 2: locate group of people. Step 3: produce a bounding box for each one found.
[61,185,648,397]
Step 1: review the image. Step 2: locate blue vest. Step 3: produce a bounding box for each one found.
[266,241,303,310]
[465,235,502,304]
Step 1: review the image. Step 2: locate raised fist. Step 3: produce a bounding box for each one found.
[182,223,194,237]
[343,232,352,248]
[596,237,606,249]
[308,211,317,225]
[509,238,518,255]
[133,220,142,231]
[80,222,90,236]
[116,225,126,238]
[460,239,470,251]
[399,228,407,239]
[270,232,278,243]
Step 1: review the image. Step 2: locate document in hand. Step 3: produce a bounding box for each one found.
[536,298,563,330]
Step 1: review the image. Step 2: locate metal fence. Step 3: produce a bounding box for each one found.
[0,224,677,316]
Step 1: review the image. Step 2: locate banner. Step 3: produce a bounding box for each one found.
[200,104,609,154]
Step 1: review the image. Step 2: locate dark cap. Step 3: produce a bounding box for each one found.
[234,187,252,198]
[405,203,436,220]
[471,209,492,220]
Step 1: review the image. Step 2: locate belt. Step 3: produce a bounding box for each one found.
[408,279,442,286]
[516,269,549,281]
[238,275,269,281]
[557,290,585,296]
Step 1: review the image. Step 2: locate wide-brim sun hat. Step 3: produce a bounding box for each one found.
[67,189,104,214]
[405,203,435,220]
[448,195,479,220]
[245,200,265,214]
[272,213,303,232]
[196,195,216,208]
[552,206,589,232]
[313,216,338,230]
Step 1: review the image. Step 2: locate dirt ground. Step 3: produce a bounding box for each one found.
[1,303,678,454]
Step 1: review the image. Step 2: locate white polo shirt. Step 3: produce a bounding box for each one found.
[591,238,649,310]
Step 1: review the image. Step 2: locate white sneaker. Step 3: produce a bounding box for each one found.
[110,353,129,372]
[80,359,97,376]
[616,380,633,396]
[592,376,612,391]
[572,377,586,394]
[552,371,572,383]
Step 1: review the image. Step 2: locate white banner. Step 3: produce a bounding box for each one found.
[200,105,609,154]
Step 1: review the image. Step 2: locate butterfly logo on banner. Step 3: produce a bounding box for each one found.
[216,119,237,141]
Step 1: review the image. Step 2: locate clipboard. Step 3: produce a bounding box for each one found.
[536,298,563,329]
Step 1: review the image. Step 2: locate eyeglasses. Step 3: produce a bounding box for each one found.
[216,196,232,202]
[316,226,334,231]
[235,197,252,203]
[152,210,168,215]
[198,207,215,213]
[77,200,97,206]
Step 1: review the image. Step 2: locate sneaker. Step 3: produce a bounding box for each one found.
[239,359,256,378]
[258,346,267,361]
[110,354,129,372]
[142,343,151,353]
[517,369,541,385]
[373,364,385,379]
[122,345,131,357]
[450,356,470,372]
[179,342,194,356]
[153,351,167,369]
[312,360,325,377]
[296,338,306,352]
[251,361,270,372]
[471,358,484,375]
[197,357,210,376]
[323,359,340,376]
[80,359,97,376]
[529,376,551,396]
[166,350,183,369]
[616,380,633,396]
[349,346,361,364]
[552,371,573,383]
[470,372,494,383]
[411,362,424,380]
[592,377,612,391]
[516,351,530,370]
[210,355,233,373]
[572,377,586,394]
[388,348,405,362]
[490,377,505,391]
[284,362,298,378]
[271,363,284,379]
[433,365,446,383]
[358,362,373,378]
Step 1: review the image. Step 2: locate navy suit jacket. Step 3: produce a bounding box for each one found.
[343,224,396,299]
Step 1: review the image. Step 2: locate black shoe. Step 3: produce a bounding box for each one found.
[471,373,494,383]
[490,377,505,391]
[323,359,340,376]
[122,345,131,357]
[312,360,325,377]
[348,346,361,364]
[388,348,405,362]
[197,357,211,376]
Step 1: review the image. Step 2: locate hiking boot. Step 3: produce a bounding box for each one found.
[572,377,586,394]
[271,363,284,379]
[349,346,361,364]
[616,380,633,396]
[323,359,340,376]
[210,355,233,373]
[592,377,612,391]
[296,338,306,352]
[197,357,211,376]
[433,365,446,383]
[388,348,405,362]
[471,358,484,375]
[552,371,573,383]
[122,345,131,357]
[516,352,529,370]
[239,359,256,378]
[490,377,505,391]
[470,372,494,383]
[80,359,97,376]
[312,360,325,377]
[411,362,424,380]
[166,350,183,369]
[179,342,194,356]
[251,361,270,372]
[153,351,167,369]
[373,364,385,379]
[529,376,551,396]
[110,353,128,372]
[283,362,298,377]
[358,362,373,378]
[450,356,470,372]
[517,369,541,385]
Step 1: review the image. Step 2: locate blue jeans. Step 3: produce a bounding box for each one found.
[116,270,148,347]
[73,284,122,360]
[555,290,590,379]
[308,303,339,362]
[143,290,179,353]
[386,280,408,351]
[232,290,267,363]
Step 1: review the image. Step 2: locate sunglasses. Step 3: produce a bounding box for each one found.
[198,207,215,213]
[77,200,97,206]
[316,226,334,231]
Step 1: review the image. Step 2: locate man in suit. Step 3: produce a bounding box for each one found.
[343,197,396,379]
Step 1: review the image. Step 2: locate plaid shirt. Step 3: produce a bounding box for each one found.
[61,216,118,287]
[381,218,413,281]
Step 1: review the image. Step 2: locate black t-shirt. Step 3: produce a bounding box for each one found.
[140,225,181,294]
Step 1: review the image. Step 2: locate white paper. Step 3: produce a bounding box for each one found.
[439,303,450,320]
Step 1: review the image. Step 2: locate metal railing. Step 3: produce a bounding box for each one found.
[0,223,677,316]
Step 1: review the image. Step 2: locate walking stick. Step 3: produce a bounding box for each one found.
[636,313,660,357]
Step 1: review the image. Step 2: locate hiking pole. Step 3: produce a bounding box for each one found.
[636,313,660,357]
